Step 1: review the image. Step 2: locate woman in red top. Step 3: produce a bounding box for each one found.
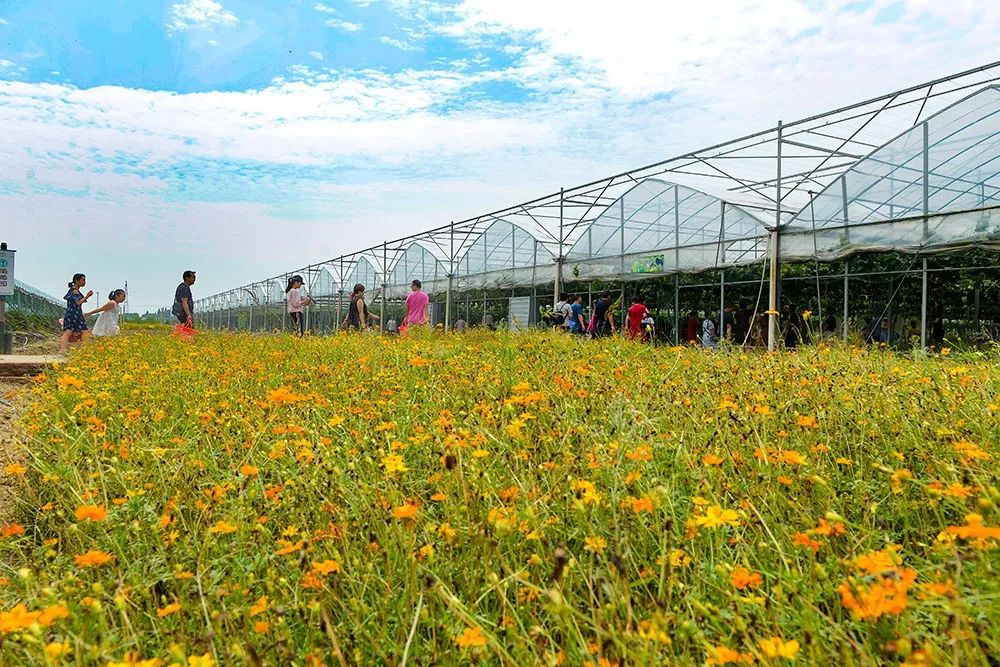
[626,296,649,341]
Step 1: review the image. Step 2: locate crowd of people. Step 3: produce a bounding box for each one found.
[60,268,926,350]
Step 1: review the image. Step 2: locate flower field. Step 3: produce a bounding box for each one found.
[2,330,999,665]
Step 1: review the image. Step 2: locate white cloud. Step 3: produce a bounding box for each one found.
[326,19,363,32]
[208,39,219,46]
[0,59,14,69]
[0,18,9,26]
[313,2,337,13]
[167,0,239,33]
[309,51,324,61]
[380,36,422,51]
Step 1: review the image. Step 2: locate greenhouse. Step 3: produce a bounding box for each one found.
[2,279,65,351]
[198,63,1000,349]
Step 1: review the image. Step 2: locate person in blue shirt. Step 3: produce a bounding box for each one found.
[569,294,586,335]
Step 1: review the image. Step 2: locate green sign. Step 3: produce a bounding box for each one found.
[631,254,664,274]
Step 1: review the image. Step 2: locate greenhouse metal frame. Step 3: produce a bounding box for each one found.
[198,62,1000,350]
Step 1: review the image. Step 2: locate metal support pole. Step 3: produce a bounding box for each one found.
[843,260,849,343]
[720,270,725,341]
[920,259,928,349]
[767,120,783,351]
[381,243,387,332]
[719,201,726,340]
[620,197,626,327]
[673,275,680,345]
[554,188,564,308]
[446,222,455,329]
[920,121,930,349]
[337,258,344,332]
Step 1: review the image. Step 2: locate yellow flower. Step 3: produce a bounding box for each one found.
[187,654,216,667]
[759,637,800,659]
[584,536,607,554]
[669,549,691,568]
[106,653,162,667]
[208,521,237,535]
[45,640,72,662]
[454,626,488,648]
[695,506,740,529]
[382,454,408,474]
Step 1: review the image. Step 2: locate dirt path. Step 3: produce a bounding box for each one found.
[0,380,29,525]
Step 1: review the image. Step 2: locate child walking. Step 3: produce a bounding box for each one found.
[61,273,93,353]
[86,289,126,338]
[285,275,312,336]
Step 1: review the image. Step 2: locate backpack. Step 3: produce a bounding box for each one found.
[552,301,566,325]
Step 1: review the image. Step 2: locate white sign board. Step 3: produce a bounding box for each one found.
[0,250,13,297]
[509,296,532,332]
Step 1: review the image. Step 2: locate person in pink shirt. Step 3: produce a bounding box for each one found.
[285,275,312,336]
[401,279,430,330]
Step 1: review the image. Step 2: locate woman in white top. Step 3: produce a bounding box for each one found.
[86,289,126,338]
[285,275,312,336]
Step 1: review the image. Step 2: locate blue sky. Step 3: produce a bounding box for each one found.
[2,0,998,310]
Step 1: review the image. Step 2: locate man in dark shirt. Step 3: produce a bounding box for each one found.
[593,292,615,337]
[173,270,196,326]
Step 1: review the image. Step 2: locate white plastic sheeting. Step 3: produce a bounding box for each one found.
[566,179,770,281]
[385,243,449,298]
[454,219,555,290]
[781,86,1000,261]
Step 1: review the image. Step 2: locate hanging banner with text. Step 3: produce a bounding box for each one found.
[630,254,664,274]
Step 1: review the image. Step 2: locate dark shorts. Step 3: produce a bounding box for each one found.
[290,311,304,335]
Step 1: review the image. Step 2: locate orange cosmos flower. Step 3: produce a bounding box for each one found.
[1,524,25,538]
[254,621,270,633]
[454,626,488,648]
[796,415,817,428]
[631,495,655,514]
[729,567,762,590]
[779,450,807,465]
[0,604,41,633]
[312,560,341,575]
[156,602,180,617]
[249,596,268,617]
[239,465,259,476]
[74,504,108,522]
[208,520,237,535]
[702,454,724,466]
[74,550,115,568]
[392,503,419,520]
[34,604,70,627]
[3,463,26,476]
[839,568,917,620]
[946,513,1000,539]
[791,532,821,552]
